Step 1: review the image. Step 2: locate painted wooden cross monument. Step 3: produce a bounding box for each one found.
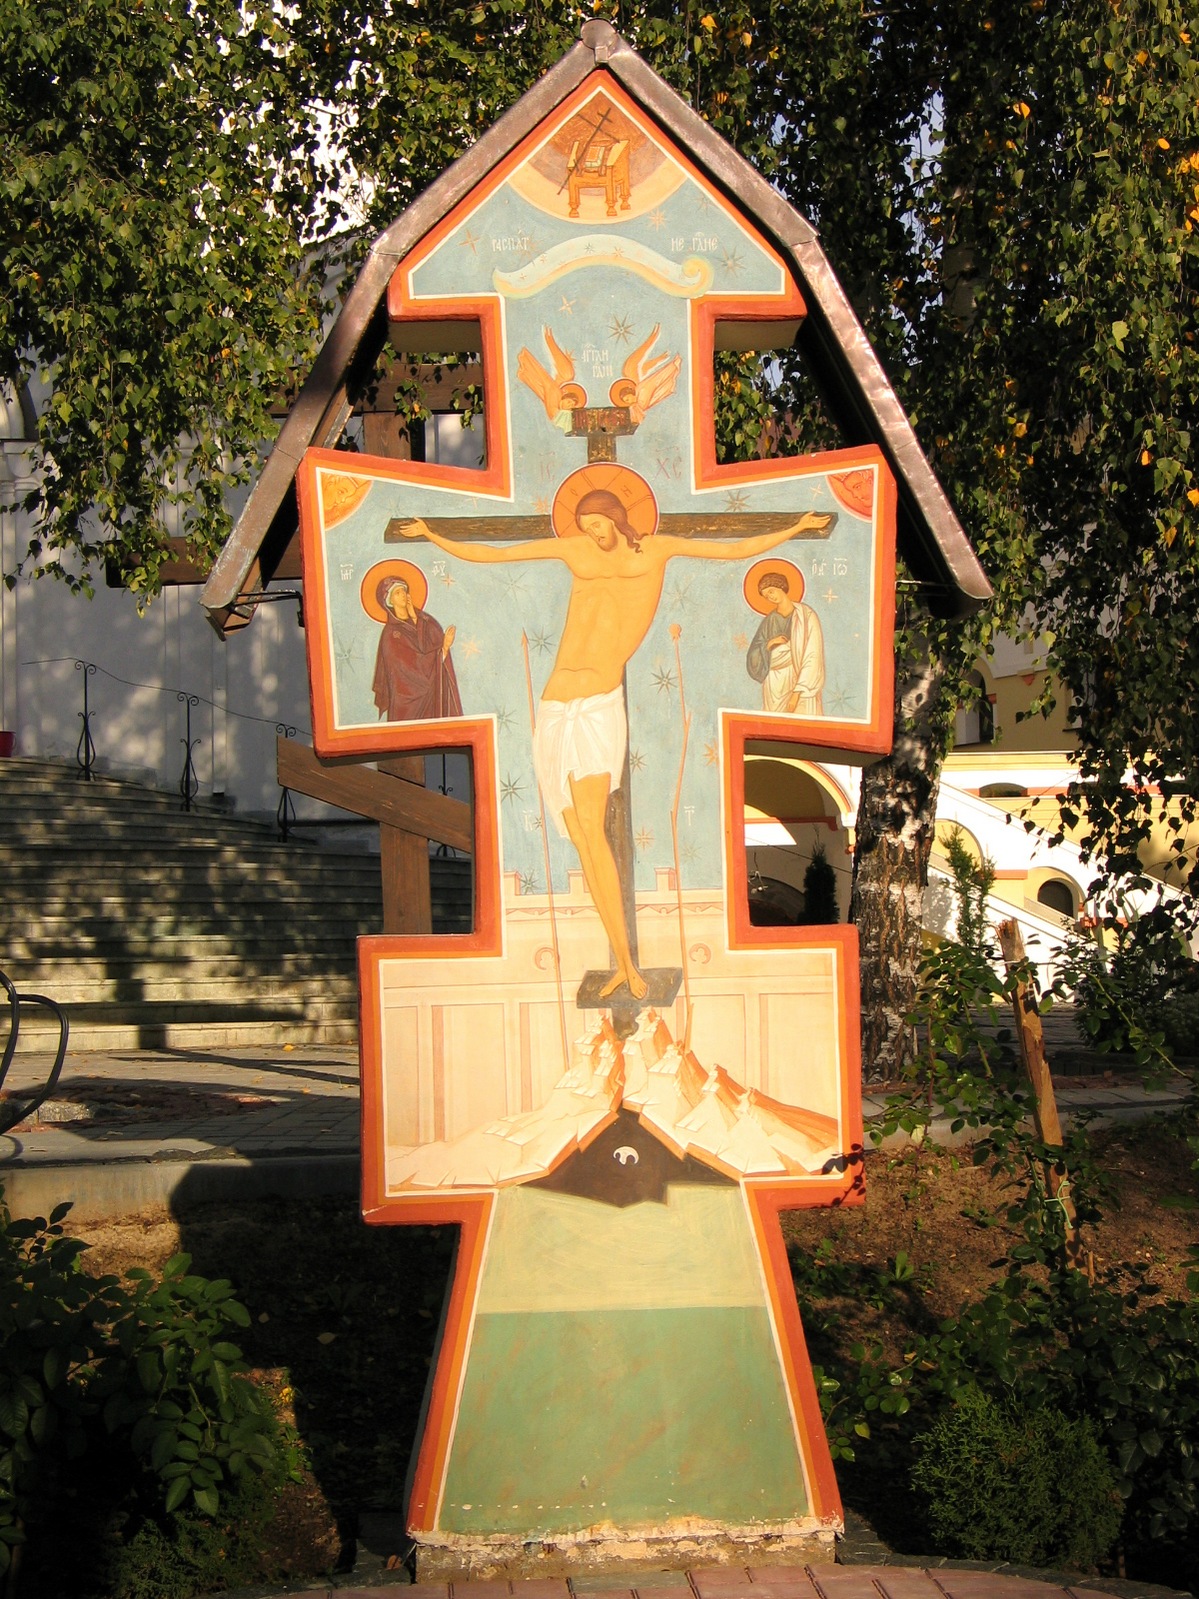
[201,19,989,1575]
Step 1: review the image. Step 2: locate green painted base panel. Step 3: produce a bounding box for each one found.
[437,1186,808,1537]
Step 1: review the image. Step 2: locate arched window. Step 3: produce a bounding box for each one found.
[742,757,851,925]
[1036,879,1076,918]
[954,670,995,746]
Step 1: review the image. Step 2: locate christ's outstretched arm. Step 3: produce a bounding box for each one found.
[396,517,562,564]
[655,510,836,562]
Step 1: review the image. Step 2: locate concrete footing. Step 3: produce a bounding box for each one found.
[1,1152,358,1222]
[413,1532,837,1584]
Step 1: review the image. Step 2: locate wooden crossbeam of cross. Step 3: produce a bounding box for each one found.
[276,736,472,935]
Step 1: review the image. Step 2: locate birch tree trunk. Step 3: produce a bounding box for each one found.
[849,652,947,1080]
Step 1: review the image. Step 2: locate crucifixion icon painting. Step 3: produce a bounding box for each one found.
[292,68,898,1563]
[196,15,990,1569]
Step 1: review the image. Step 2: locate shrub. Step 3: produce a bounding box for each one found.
[94,1465,282,1599]
[910,1389,1122,1569]
[943,828,995,962]
[1160,989,1199,1056]
[0,1192,284,1584]
[1066,897,1199,1057]
[97,1253,280,1519]
[809,909,1199,1586]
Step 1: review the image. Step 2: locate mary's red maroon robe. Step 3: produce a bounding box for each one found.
[372,611,463,721]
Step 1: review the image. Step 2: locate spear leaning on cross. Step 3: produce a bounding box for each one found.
[522,630,570,1074]
[668,622,694,1052]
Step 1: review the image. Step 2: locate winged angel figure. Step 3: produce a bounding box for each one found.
[517,323,682,428]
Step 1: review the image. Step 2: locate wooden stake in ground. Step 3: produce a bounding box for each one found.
[995,919,1084,1268]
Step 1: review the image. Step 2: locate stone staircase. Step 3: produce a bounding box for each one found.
[0,759,468,1051]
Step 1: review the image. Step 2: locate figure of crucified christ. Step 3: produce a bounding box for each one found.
[399,498,836,1000]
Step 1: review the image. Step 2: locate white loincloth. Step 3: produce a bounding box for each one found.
[532,685,627,837]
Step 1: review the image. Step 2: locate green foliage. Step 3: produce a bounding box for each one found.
[96,1253,279,1521]
[944,830,996,963]
[801,841,839,925]
[1062,895,1199,1060]
[878,880,1017,1128]
[0,0,326,594]
[910,1389,1122,1569]
[0,1198,99,1572]
[800,920,1199,1579]
[95,1465,283,1599]
[802,1235,1199,1576]
[0,1192,281,1578]
[756,0,1199,889]
[1161,989,1199,1055]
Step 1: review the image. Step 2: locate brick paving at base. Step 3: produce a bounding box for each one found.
[316,1568,1149,1599]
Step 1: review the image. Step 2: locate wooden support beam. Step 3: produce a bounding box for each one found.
[381,823,434,934]
[378,754,433,935]
[996,918,1084,1267]
[276,737,473,853]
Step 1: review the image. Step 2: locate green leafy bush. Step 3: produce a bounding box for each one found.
[0,1192,283,1583]
[800,1198,1199,1577]
[802,898,1199,1585]
[1160,989,1199,1056]
[910,1390,1121,1569]
[93,1463,283,1599]
[96,1253,278,1518]
[0,1199,101,1573]
[943,828,995,963]
[1065,897,1199,1059]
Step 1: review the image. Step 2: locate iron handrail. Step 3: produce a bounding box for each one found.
[0,967,69,1137]
[178,692,201,812]
[21,657,313,818]
[74,659,97,781]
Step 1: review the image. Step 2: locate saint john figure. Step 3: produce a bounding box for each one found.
[745,570,825,715]
[371,575,463,722]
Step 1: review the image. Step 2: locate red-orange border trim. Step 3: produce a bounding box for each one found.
[358,945,498,1533]
[745,1181,854,1525]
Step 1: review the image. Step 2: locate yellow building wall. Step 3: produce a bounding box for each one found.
[953,660,1077,755]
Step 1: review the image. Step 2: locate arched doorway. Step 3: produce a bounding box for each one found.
[743,758,853,926]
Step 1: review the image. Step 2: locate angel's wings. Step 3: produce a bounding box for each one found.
[621,324,682,423]
[516,325,583,421]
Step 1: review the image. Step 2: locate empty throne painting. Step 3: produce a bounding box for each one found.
[295,66,898,1563]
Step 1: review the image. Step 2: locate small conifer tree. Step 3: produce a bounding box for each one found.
[945,828,995,959]
[801,841,839,925]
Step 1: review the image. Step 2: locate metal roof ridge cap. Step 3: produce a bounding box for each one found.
[792,239,991,601]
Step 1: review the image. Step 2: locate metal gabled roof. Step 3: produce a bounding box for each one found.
[201,19,990,637]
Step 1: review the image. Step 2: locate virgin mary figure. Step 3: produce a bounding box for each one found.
[371,575,463,722]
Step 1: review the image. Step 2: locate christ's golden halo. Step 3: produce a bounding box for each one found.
[551,464,659,541]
